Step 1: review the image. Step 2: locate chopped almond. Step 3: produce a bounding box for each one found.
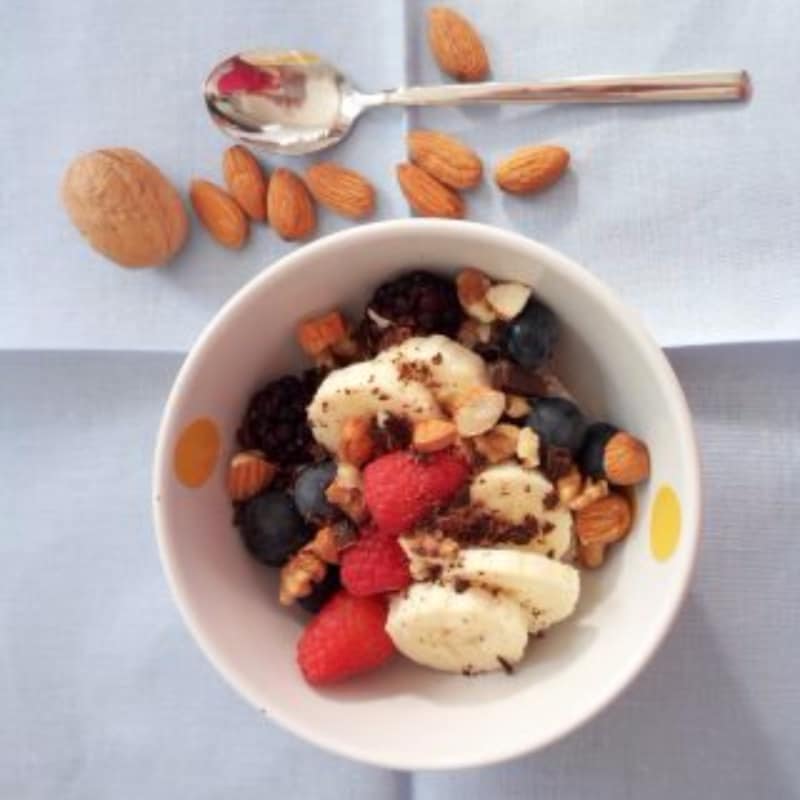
[297,311,347,357]
[451,386,506,437]
[338,416,375,466]
[413,419,459,453]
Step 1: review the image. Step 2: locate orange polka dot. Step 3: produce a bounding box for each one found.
[174,417,221,488]
[650,484,681,561]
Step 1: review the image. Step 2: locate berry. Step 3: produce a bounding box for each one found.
[237,490,312,566]
[294,460,339,523]
[505,299,559,369]
[341,528,412,596]
[363,450,470,536]
[237,371,322,467]
[366,271,463,341]
[579,422,618,478]
[298,566,342,614]
[296,591,395,685]
[526,397,587,454]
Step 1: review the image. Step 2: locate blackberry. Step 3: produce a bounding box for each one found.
[366,271,463,342]
[237,370,322,466]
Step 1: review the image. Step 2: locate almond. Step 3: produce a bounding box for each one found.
[222,145,267,221]
[227,451,277,501]
[297,310,348,356]
[575,492,632,545]
[495,145,570,195]
[578,541,606,569]
[190,179,248,248]
[396,162,464,218]
[413,419,459,453]
[456,267,496,322]
[305,162,375,219]
[450,386,506,437]
[267,168,316,240]
[486,282,531,320]
[427,6,489,82]
[408,130,483,189]
[339,417,376,466]
[604,432,650,486]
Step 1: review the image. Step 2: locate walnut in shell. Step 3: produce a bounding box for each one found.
[61,148,188,268]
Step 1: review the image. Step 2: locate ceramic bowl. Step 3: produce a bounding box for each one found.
[153,219,700,770]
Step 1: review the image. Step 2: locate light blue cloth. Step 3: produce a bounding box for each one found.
[2,0,800,797]
[1,0,799,350]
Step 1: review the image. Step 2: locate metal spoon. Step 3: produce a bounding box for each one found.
[204,50,750,155]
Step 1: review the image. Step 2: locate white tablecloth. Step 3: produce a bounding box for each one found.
[2,1,800,797]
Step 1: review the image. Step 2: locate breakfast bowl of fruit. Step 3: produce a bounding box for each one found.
[153,219,700,769]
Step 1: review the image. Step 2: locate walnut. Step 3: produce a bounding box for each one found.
[325,465,367,523]
[473,424,520,463]
[279,551,326,605]
[306,526,341,564]
[568,477,609,511]
[61,148,188,268]
[516,427,540,468]
[557,466,583,505]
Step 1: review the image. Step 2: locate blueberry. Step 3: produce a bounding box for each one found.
[297,566,341,614]
[526,397,587,454]
[579,422,618,478]
[293,460,339,523]
[238,490,311,566]
[505,299,559,369]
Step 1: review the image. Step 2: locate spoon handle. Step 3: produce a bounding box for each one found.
[381,70,750,106]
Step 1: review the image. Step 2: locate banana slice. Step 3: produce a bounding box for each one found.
[308,359,441,452]
[386,582,529,674]
[442,549,580,633]
[377,335,489,404]
[470,463,573,559]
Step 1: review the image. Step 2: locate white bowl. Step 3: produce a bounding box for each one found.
[153,219,700,770]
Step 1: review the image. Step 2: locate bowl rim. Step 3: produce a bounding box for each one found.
[152,218,701,770]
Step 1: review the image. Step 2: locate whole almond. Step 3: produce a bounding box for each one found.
[495,145,570,195]
[222,145,267,221]
[267,168,316,240]
[575,493,632,545]
[408,130,482,189]
[427,6,489,81]
[190,179,248,248]
[305,162,375,219]
[396,162,464,218]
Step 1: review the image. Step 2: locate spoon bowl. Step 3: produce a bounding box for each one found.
[204,51,370,155]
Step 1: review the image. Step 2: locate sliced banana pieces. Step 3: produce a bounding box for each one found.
[386,582,529,674]
[470,463,573,559]
[442,549,580,633]
[308,359,442,452]
[377,335,489,404]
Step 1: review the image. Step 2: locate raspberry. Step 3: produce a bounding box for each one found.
[296,591,395,685]
[341,528,411,596]
[363,450,470,536]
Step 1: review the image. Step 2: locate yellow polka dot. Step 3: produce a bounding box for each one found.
[650,484,681,561]
[174,417,221,488]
